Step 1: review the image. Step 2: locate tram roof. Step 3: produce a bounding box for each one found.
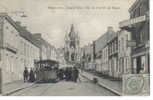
[36,59,58,64]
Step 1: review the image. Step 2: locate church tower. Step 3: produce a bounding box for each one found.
[64,24,80,64]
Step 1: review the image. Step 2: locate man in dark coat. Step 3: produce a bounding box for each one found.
[65,67,69,81]
[73,67,79,82]
[23,67,29,82]
[69,67,73,81]
[58,69,64,80]
[29,68,35,82]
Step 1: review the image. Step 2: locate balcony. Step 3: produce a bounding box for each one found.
[119,15,146,30]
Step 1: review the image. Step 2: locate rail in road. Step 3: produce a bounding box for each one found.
[8,75,117,96]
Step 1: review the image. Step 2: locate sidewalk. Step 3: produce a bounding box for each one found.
[80,71,122,96]
[2,80,35,96]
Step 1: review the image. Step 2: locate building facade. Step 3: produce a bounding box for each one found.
[0,13,40,84]
[56,48,66,67]
[119,0,149,74]
[118,30,132,78]
[101,45,109,75]
[108,32,118,78]
[82,44,93,71]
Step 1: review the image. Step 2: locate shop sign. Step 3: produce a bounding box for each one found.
[127,41,136,47]
[119,15,146,28]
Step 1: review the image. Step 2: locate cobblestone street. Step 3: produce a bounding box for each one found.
[9,75,116,96]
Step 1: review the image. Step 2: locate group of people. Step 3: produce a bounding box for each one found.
[23,66,80,83]
[57,67,79,82]
[23,67,36,83]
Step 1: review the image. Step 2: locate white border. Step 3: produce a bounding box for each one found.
[0,0,153,100]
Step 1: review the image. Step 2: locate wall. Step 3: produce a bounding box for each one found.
[2,18,20,83]
[1,17,40,84]
[118,30,132,77]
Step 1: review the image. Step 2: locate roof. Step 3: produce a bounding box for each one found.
[36,59,59,64]
[0,13,40,48]
[95,29,115,53]
[129,0,146,13]
[107,32,118,43]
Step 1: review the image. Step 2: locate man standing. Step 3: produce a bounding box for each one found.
[73,67,79,82]
[29,68,35,82]
[23,67,29,83]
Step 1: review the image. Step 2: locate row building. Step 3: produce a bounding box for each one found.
[81,0,149,79]
[0,13,58,84]
[119,0,149,74]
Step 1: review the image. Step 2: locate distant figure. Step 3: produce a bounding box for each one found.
[23,67,29,83]
[65,67,69,81]
[29,68,35,82]
[69,67,72,81]
[58,69,64,80]
[72,67,79,82]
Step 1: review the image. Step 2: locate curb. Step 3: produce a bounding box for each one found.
[2,82,36,96]
[80,73,122,96]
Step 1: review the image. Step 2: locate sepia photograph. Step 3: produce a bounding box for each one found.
[0,0,150,96]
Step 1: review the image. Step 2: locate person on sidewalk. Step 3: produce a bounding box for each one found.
[23,67,29,83]
[29,68,35,82]
[72,67,79,82]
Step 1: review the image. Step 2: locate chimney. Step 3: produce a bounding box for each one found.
[107,26,114,32]
[33,33,42,39]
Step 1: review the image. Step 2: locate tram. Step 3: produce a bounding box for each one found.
[35,60,59,83]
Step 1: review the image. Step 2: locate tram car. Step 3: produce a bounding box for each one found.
[35,60,59,83]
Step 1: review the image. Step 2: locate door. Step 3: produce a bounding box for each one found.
[136,57,141,73]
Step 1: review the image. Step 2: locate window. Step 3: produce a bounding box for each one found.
[140,28,145,43]
[121,38,124,51]
[111,43,113,54]
[24,43,26,56]
[141,56,145,72]
[116,40,118,51]
[126,34,128,41]
[118,40,120,52]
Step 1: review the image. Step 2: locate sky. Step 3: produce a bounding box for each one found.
[0,0,136,48]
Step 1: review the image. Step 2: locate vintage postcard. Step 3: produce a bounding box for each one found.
[0,0,150,96]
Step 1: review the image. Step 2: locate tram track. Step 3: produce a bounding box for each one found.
[9,83,55,96]
[9,75,117,96]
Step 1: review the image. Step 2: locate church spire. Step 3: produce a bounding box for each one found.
[69,24,75,39]
[70,24,74,32]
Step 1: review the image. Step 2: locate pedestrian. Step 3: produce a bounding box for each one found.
[65,67,69,81]
[23,67,29,83]
[73,67,79,82]
[69,67,73,81]
[29,68,35,82]
[58,69,63,80]
[72,67,75,82]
